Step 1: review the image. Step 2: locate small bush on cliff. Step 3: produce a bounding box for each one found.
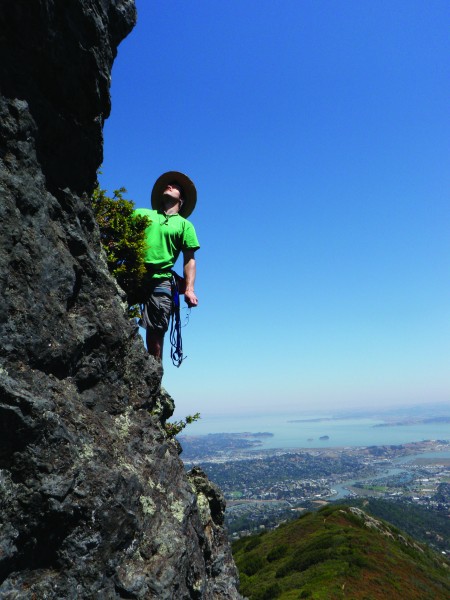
[91,183,149,312]
[165,412,201,438]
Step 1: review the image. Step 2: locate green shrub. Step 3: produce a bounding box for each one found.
[348,553,370,569]
[318,505,335,516]
[298,533,335,553]
[244,536,262,552]
[275,557,299,579]
[91,183,150,313]
[254,582,282,600]
[267,544,288,562]
[238,571,250,590]
[239,554,266,576]
[277,546,341,578]
[165,413,201,438]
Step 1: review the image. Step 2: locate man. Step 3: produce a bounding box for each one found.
[134,171,200,361]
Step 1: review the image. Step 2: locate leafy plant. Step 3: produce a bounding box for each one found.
[91,182,150,314]
[165,412,201,438]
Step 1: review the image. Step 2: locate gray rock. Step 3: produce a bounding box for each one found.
[0,1,241,597]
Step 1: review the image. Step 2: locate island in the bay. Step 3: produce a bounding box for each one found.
[179,432,273,457]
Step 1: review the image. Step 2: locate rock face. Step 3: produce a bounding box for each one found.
[0,2,240,598]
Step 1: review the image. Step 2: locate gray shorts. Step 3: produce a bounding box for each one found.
[141,279,173,333]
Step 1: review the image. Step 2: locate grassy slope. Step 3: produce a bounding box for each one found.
[333,498,450,553]
[232,505,450,600]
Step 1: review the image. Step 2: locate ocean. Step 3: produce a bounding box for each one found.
[183,412,450,450]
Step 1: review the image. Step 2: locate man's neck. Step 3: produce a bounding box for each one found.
[163,206,179,215]
[162,199,180,215]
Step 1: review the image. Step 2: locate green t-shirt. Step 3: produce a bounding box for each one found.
[134,208,200,278]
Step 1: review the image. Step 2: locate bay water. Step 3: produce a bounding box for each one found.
[183,412,450,450]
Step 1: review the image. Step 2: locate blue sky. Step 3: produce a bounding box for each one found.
[100,0,450,420]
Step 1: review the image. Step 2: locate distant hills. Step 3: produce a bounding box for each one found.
[232,505,450,599]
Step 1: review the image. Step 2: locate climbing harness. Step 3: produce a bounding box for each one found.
[138,272,191,367]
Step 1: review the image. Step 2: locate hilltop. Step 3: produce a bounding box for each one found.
[232,504,450,600]
[335,497,450,554]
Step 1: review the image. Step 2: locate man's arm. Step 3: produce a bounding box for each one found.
[183,249,198,307]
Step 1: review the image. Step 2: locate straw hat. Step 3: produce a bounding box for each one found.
[151,171,197,218]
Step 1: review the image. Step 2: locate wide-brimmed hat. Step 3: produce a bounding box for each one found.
[151,171,197,218]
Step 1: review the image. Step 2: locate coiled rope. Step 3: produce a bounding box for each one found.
[169,276,189,367]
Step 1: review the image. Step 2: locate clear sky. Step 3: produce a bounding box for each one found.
[100,0,450,420]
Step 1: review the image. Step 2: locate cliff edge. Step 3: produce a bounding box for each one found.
[0,1,240,598]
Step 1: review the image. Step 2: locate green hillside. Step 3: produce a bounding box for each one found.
[334,498,450,554]
[232,505,450,600]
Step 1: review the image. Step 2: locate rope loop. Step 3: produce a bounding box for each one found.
[170,275,185,367]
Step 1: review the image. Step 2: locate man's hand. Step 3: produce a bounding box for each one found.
[184,289,198,308]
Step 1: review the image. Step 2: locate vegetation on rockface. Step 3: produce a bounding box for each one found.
[91,183,150,313]
[232,505,450,600]
[165,412,201,438]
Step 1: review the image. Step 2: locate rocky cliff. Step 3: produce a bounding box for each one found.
[0,2,240,598]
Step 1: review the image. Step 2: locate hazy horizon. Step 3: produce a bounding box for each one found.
[179,399,450,420]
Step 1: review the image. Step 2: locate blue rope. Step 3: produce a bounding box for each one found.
[170,276,185,367]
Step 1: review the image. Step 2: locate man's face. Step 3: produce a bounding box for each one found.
[163,183,182,203]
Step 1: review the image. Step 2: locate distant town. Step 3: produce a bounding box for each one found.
[178,434,450,552]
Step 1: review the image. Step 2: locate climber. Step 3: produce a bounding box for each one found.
[134,171,200,362]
